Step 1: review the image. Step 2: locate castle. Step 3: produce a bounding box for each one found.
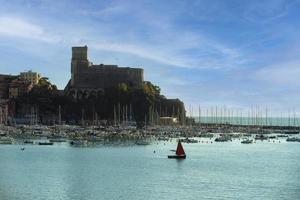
[65,46,144,99]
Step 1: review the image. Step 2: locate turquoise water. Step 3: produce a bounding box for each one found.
[0,140,300,200]
[194,116,300,127]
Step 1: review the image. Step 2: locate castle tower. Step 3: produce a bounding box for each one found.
[71,46,89,87]
[72,46,88,60]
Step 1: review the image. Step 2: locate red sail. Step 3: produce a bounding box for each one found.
[176,140,185,155]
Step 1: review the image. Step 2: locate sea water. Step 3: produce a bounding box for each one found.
[194,116,300,127]
[0,140,299,200]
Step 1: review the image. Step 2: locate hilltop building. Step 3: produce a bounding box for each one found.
[20,70,41,84]
[0,70,41,99]
[65,46,144,99]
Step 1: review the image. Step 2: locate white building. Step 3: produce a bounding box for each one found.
[20,70,41,84]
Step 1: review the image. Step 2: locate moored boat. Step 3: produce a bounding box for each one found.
[181,137,198,143]
[157,137,169,141]
[286,137,300,142]
[215,136,231,142]
[277,134,288,138]
[241,139,253,144]
[70,140,87,145]
[38,141,54,145]
[24,140,34,144]
[199,133,214,138]
[135,140,150,145]
[255,134,268,140]
[0,137,13,145]
[284,130,299,135]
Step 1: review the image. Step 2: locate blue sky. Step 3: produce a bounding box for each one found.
[0,0,300,116]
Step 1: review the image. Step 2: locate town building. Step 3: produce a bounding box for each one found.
[20,70,41,84]
[8,78,33,98]
[0,70,40,99]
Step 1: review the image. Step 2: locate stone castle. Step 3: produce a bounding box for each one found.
[65,46,144,99]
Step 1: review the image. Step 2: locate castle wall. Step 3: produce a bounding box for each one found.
[75,65,143,89]
[70,46,144,90]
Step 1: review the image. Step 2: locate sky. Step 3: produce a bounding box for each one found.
[0,0,300,116]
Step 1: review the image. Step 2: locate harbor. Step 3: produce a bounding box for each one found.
[1,117,300,146]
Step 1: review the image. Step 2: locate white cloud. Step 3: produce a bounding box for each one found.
[87,31,243,70]
[255,60,300,86]
[89,42,192,68]
[0,14,244,71]
[0,16,57,43]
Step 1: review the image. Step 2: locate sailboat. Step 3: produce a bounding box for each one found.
[168,140,186,159]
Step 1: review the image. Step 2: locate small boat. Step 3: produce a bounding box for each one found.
[181,137,198,143]
[268,136,277,139]
[135,140,150,145]
[168,140,186,159]
[157,137,169,141]
[255,134,268,140]
[284,130,299,135]
[277,134,288,138]
[70,140,87,145]
[199,133,214,138]
[286,137,300,142]
[215,136,231,142]
[241,139,253,144]
[38,141,54,145]
[24,140,34,144]
[0,137,13,145]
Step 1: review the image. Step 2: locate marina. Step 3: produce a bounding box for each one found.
[1,117,300,147]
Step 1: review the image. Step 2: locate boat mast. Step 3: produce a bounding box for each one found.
[125,104,128,126]
[81,108,84,126]
[30,106,34,126]
[265,107,268,126]
[113,105,117,126]
[288,109,291,128]
[198,105,201,126]
[119,103,121,126]
[129,104,132,122]
[58,105,62,125]
[35,106,38,125]
[293,108,296,127]
[95,112,98,126]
